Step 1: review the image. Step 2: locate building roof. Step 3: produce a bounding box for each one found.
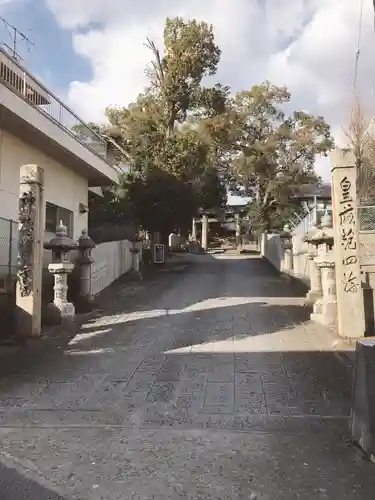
[293,183,332,200]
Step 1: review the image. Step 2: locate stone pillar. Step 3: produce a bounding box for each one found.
[284,245,293,273]
[133,249,140,272]
[311,251,337,326]
[76,229,95,312]
[260,231,268,257]
[201,214,208,251]
[235,213,241,248]
[280,225,293,274]
[130,244,141,275]
[304,224,322,304]
[16,165,44,337]
[191,218,197,241]
[331,148,365,338]
[306,248,322,304]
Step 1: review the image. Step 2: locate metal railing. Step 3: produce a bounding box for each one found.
[289,205,332,236]
[0,217,18,289]
[0,48,108,162]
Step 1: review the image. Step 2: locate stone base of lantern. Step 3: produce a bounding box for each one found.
[311,296,323,315]
[305,289,322,305]
[310,300,337,327]
[310,255,337,327]
[46,301,75,324]
[48,262,76,323]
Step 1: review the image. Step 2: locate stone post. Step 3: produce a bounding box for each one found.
[44,222,77,323]
[331,148,365,339]
[235,213,241,249]
[201,214,208,251]
[130,243,141,277]
[76,229,96,312]
[191,218,197,241]
[280,225,293,274]
[304,223,323,305]
[16,164,44,337]
[259,231,268,257]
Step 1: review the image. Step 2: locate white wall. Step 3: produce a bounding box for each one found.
[0,129,20,222]
[265,233,284,272]
[0,129,89,265]
[91,240,142,296]
[169,233,185,250]
[291,234,310,285]
[262,231,310,286]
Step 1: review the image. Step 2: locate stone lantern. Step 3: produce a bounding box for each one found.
[311,250,337,326]
[309,211,336,325]
[279,224,293,274]
[312,211,334,256]
[76,229,96,311]
[44,222,77,322]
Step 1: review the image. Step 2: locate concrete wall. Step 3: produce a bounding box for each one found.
[0,129,89,264]
[262,231,310,286]
[265,233,284,271]
[91,240,142,296]
[169,233,186,251]
[291,234,309,285]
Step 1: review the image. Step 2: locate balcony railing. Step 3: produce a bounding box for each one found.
[0,48,108,162]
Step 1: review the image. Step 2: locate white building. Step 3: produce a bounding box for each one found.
[0,47,122,275]
[0,48,127,335]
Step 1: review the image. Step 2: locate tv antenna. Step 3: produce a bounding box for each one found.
[0,17,34,62]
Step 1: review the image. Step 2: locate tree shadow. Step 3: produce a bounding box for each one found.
[0,252,323,401]
[0,460,65,500]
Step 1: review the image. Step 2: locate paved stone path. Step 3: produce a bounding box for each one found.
[0,253,374,499]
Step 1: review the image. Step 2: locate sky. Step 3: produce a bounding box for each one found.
[1,0,375,189]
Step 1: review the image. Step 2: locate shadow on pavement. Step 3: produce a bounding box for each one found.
[0,349,371,500]
[0,246,370,499]
[0,253,335,386]
[0,461,64,500]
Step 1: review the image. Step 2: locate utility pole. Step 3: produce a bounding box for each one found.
[0,16,34,62]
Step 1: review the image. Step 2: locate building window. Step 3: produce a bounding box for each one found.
[45,202,73,237]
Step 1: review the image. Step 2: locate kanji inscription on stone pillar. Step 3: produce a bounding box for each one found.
[331,149,365,338]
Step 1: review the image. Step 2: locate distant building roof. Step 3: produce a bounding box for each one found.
[293,183,332,200]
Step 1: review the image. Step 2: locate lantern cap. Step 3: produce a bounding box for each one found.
[77,229,96,250]
[44,221,77,251]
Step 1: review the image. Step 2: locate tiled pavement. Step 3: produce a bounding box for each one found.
[0,252,374,499]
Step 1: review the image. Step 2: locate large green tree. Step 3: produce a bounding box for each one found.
[226,82,334,231]
[102,17,229,237]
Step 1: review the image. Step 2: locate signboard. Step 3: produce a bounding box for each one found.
[153,244,165,264]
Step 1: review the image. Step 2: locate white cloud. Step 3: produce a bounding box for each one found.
[44,0,375,180]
